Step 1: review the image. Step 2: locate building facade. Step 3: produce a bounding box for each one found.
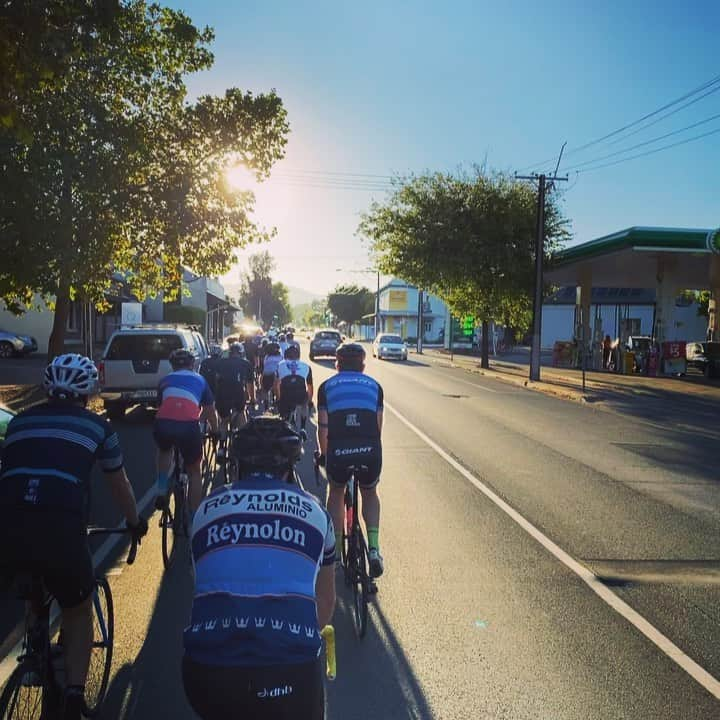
[376,280,446,343]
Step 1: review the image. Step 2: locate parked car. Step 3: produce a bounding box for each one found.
[99,325,209,419]
[0,329,38,359]
[309,329,342,360]
[686,341,720,378]
[372,333,408,361]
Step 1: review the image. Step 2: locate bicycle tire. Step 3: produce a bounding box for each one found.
[83,578,114,716]
[0,662,48,720]
[161,487,177,569]
[352,530,369,639]
[201,436,217,496]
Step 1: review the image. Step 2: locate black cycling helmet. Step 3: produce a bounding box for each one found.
[336,342,365,370]
[232,416,303,475]
[169,348,195,370]
[266,341,281,356]
[286,332,294,341]
[229,342,245,357]
[284,344,300,360]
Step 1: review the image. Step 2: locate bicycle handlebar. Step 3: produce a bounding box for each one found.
[87,526,140,566]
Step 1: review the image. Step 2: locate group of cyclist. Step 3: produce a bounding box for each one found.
[0,334,385,720]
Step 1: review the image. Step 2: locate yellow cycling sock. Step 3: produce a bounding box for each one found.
[367,527,379,552]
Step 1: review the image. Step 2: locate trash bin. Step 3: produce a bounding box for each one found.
[624,351,635,374]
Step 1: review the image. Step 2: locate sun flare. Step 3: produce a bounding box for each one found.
[225,163,258,192]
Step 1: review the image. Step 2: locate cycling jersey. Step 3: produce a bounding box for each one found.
[316,371,383,444]
[277,360,312,400]
[199,357,222,394]
[216,357,253,393]
[243,339,258,364]
[262,353,282,377]
[0,402,123,514]
[185,477,335,667]
[157,370,214,422]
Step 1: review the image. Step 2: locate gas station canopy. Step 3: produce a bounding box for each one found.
[547,227,714,289]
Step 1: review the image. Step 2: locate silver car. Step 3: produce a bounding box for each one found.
[372,333,408,361]
[99,326,209,419]
[0,329,38,359]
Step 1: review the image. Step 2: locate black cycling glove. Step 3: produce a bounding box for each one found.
[128,516,149,542]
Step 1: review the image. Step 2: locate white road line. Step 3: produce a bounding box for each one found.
[0,484,158,686]
[384,401,720,700]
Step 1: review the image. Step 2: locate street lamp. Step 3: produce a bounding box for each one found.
[335,267,381,338]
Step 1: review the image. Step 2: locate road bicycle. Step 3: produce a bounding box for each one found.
[200,429,218,496]
[313,456,373,638]
[0,527,139,719]
[341,464,373,638]
[160,445,191,570]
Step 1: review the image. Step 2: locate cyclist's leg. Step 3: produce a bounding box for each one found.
[325,461,351,558]
[177,422,204,513]
[153,421,175,505]
[358,457,383,576]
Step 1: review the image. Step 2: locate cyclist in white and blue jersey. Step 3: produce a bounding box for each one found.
[0,354,146,720]
[182,416,335,720]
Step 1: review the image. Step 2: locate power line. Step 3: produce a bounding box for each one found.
[516,71,720,173]
[563,110,720,172]
[576,124,720,175]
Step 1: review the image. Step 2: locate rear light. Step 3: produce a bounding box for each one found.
[98,360,105,386]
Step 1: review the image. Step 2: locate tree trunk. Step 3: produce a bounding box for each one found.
[481,319,490,369]
[48,280,71,360]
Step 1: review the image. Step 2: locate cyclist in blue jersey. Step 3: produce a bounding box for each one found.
[0,354,147,720]
[316,343,385,577]
[154,348,219,513]
[182,416,335,720]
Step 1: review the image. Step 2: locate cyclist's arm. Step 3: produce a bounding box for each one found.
[317,408,328,455]
[377,410,383,434]
[315,565,335,628]
[105,467,139,526]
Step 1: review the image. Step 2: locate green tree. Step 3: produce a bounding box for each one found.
[269,281,291,327]
[359,169,570,367]
[302,298,328,328]
[0,1,288,357]
[327,284,375,326]
[238,251,275,324]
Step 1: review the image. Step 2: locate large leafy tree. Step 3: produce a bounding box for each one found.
[0,0,289,356]
[269,281,291,327]
[327,284,375,326]
[238,251,275,324]
[359,170,570,366]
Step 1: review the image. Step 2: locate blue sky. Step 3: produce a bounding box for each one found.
[166,0,720,296]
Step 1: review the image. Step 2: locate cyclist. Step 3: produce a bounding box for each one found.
[199,344,223,392]
[316,343,385,577]
[278,333,288,357]
[215,343,255,459]
[259,341,282,411]
[286,331,301,357]
[243,334,260,400]
[0,354,147,720]
[182,416,335,720]
[154,348,220,514]
[275,344,313,430]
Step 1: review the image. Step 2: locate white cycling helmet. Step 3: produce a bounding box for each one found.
[43,353,99,399]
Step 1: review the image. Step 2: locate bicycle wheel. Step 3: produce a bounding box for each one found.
[0,664,44,720]
[351,530,369,639]
[160,487,177,569]
[84,578,114,716]
[202,437,217,495]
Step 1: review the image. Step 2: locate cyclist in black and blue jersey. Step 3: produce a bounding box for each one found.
[182,416,335,720]
[316,343,385,578]
[0,354,147,720]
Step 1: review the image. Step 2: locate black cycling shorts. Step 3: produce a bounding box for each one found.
[0,508,94,609]
[216,391,246,420]
[153,419,203,466]
[326,443,382,489]
[262,374,276,393]
[182,655,324,720]
[278,395,307,420]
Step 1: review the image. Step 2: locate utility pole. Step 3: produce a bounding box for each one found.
[515,168,568,382]
[416,289,424,354]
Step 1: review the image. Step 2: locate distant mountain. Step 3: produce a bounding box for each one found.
[287,285,324,306]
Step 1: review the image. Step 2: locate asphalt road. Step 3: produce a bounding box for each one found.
[1,342,720,718]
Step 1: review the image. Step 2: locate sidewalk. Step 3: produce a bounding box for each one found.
[419,346,720,410]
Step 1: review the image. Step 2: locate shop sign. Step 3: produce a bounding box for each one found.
[388,290,407,310]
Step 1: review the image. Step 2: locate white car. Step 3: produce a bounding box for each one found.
[372,333,408,361]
